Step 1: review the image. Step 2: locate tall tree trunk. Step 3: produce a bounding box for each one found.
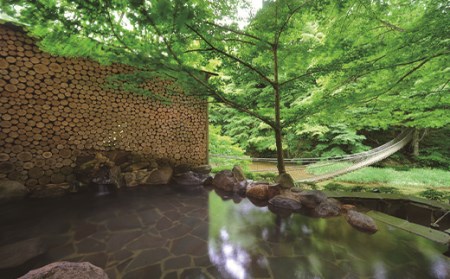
[273,44,285,174]
[412,128,420,157]
[411,129,426,157]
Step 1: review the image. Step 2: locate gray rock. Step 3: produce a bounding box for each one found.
[192,165,212,174]
[145,165,173,185]
[298,190,328,209]
[18,261,109,279]
[0,179,28,203]
[172,171,206,185]
[92,165,122,186]
[232,166,246,182]
[269,195,302,212]
[246,183,269,200]
[315,198,341,217]
[123,169,152,187]
[29,183,68,199]
[212,170,239,192]
[275,173,295,189]
[345,210,378,233]
[0,238,46,269]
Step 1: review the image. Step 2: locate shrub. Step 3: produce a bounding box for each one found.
[370,186,400,194]
[323,183,347,191]
[349,185,365,192]
[419,188,446,201]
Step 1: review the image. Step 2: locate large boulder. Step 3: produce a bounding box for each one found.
[105,150,131,167]
[246,183,269,200]
[246,183,281,200]
[314,198,341,218]
[0,238,46,269]
[212,170,239,192]
[145,165,173,185]
[268,195,302,212]
[123,161,151,172]
[18,262,109,279]
[92,165,124,189]
[297,190,328,209]
[74,153,115,185]
[0,180,28,203]
[192,165,212,175]
[123,169,152,187]
[172,171,207,186]
[345,210,378,234]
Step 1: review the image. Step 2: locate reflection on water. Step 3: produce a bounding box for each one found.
[0,186,448,278]
[208,192,450,279]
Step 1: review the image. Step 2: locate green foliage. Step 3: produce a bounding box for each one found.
[323,183,401,194]
[371,187,400,194]
[323,183,347,191]
[419,188,447,201]
[348,185,365,192]
[208,125,250,172]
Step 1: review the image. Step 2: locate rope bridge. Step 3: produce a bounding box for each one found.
[210,129,414,183]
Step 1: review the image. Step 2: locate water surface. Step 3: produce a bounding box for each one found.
[0,186,448,278]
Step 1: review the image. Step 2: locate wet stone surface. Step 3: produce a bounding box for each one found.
[0,186,216,278]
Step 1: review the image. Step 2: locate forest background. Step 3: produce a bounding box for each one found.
[1,0,449,196]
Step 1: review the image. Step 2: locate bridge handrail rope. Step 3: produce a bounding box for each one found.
[210,129,414,181]
[297,129,414,183]
[210,129,412,164]
[248,130,413,173]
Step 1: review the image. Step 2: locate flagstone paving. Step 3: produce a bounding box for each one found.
[0,186,217,278]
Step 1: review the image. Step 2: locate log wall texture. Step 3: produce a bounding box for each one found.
[0,23,208,188]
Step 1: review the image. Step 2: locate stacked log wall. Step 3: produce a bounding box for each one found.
[0,23,208,188]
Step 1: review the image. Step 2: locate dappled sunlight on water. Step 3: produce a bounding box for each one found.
[208,192,450,278]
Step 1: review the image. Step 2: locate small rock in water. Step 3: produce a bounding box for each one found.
[268,195,302,212]
[232,165,246,182]
[212,170,239,192]
[146,165,173,185]
[297,190,328,209]
[172,171,207,186]
[345,210,378,234]
[315,198,341,217]
[246,183,270,200]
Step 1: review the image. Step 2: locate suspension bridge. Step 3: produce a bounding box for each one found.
[210,129,415,183]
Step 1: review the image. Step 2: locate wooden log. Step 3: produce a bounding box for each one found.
[38,176,51,185]
[50,173,66,184]
[42,151,53,159]
[17,151,33,161]
[23,161,34,170]
[25,179,38,187]
[33,64,49,74]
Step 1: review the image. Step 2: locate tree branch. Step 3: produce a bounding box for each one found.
[184,48,214,53]
[204,21,272,46]
[139,9,275,128]
[223,38,257,46]
[186,24,273,85]
[275,1,311,44]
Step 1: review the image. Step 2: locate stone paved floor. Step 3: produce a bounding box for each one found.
[0,186,217,278]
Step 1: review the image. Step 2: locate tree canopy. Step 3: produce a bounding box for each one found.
[2,0,449,173]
